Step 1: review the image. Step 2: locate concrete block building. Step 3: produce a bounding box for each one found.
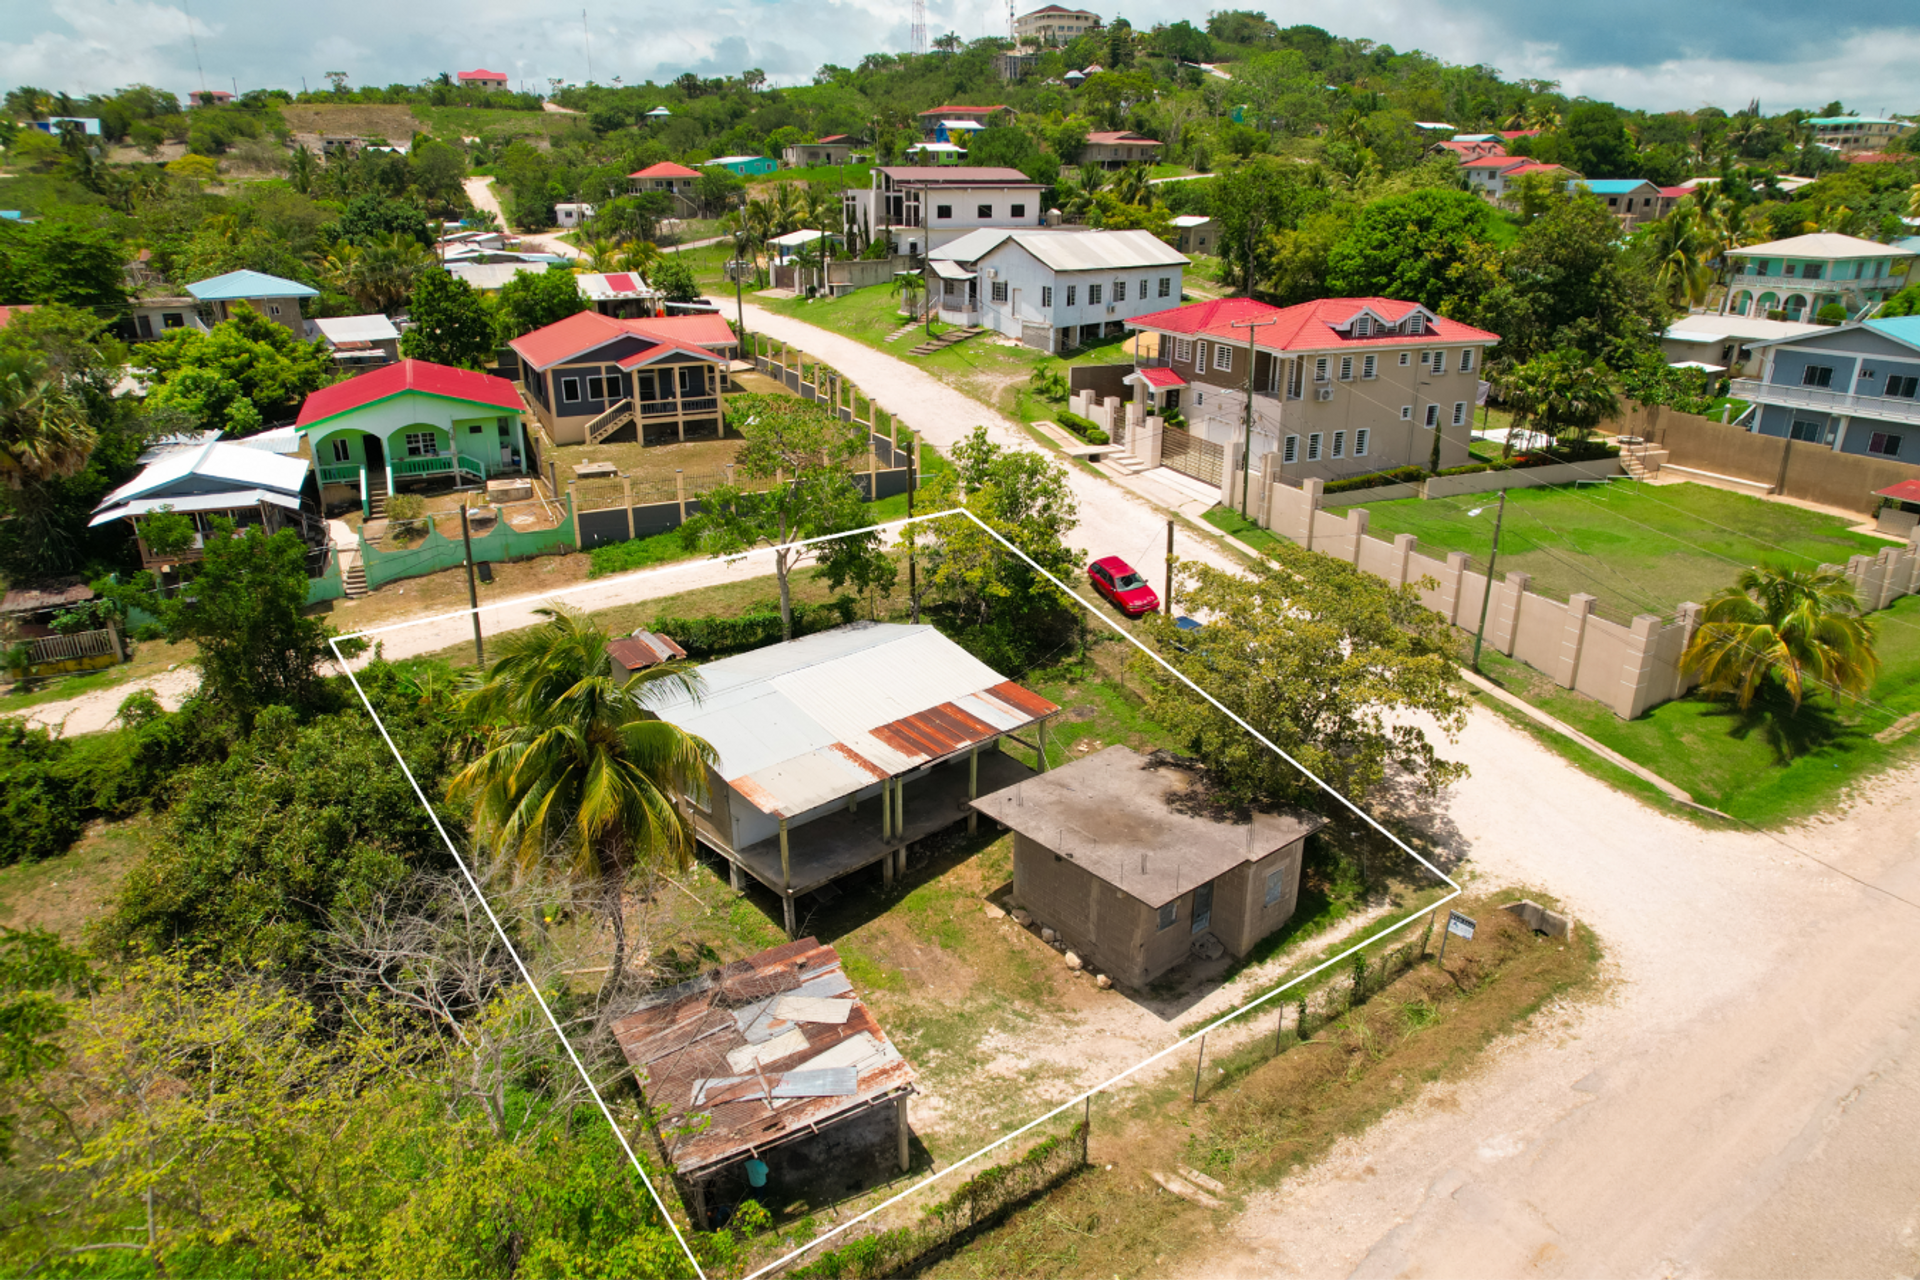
[924,227,1187,351]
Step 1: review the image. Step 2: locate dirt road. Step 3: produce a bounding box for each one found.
[462,176,579,259]
[1194,704,1920,1279]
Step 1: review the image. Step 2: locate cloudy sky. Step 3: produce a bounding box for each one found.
[2,0,1916,115]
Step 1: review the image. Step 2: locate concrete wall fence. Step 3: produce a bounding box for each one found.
[1622,402,1920,515]
[1260,477,1920,719]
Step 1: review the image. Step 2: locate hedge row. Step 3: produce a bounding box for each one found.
[1055,410,1110,446]
[1324,465,1427,495]
[652,596,858,658]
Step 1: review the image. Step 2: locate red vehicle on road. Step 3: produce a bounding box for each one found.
[1087,555,1160,618]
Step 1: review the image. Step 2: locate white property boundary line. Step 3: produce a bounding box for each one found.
[330,508,1462,1280]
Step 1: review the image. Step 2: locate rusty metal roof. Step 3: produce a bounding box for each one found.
[606,630,687,671]
[611,938,915,1179]
[0,580,93,614]
[648,624,1059,819]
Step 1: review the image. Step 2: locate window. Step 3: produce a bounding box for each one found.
[1433,350,1449,375]
[1353,315,1373,336]
[1314,356,1329,382]
[1802,264,1824,280]
[1114,281,1126,302]
[1159,276,1172,297]
[1156,901,1177,931]
[468,422,484,434]
[586,375,605,400]
[1886,375,1918,399]
[935,203,952,219]
[1283,435,1298,463]
[1174,337,1192,363]
[1354,428,1369,456]
[1190,881,1213,934]
[678,365,704,396]
[1264,866,1286,907]
[405,432,439,457]
[163,312,184,328]
[1089,284,1103,304]
[1801,365,1834,387]
[1453,402,1467,426]
[1398,351,1410,366]
[268,303,282,317]
[1011,203,1026,218]
[1789,419,1825,442]
[1424,404,1439,428]
[1362,354,1377,379]
[1332,430,1345,459]
[1418,350,1431,368]
[991,280,1008,302]
[976,203,992,218]
[943,279,959,298]
[1214,344,1232,372]
[560,376,581,403]
[330,438,351,463]
[1339,355,1353,381]
[1066,285,1077,306]
[1400,405,1413,420]
[1307,432,1322,460]
[1041,285,1053,307]
[1461,348,1476,373]
[1870,433,1903,457]
[1407,313,1425,334]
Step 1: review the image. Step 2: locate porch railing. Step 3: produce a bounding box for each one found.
[318,464,360,485]
[28,629,117,665]
[392,452,489,483]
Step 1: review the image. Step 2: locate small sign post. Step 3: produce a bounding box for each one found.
[1437,910,1476,965]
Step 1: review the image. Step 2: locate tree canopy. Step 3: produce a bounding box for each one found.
[140,307,337,428]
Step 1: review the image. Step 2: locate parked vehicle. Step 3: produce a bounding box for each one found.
[1087,555,1160,617]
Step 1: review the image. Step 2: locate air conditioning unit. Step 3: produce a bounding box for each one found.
[1107,304,1118,315]
[1316,387,1335,402]
[985,267,999,278]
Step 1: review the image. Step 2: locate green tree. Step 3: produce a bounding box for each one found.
[408,139,468,215]
[1325,188,1495,314]
[1211,159,1329,295]
[449,608,714,992]
[334,192,433,247]
[496,267,590,338]
[1645,202,1717,309]
[679,394,883,639]
[141,307,337,426]
[0,350,95,494]
[399,269,496,369]
[1561,102,1638,179]
[651,255,701,304]
[1495,347,1620,452]
[0,926,89,1163]
[0,220,126,310]
[1135,552,1468,806]
[1683,564,1879,713]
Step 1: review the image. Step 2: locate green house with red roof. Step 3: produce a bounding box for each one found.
[294,359,527,517]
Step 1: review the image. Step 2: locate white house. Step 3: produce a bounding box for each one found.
[925,228,1188,352]
[554,202,595,228]
[843,166,1046,257]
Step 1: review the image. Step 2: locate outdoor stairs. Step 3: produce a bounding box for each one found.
[1617,439,1669,482]
[341,560,369,598]
[884,320,922,343]
[907,326,985,357]
[1099,452,1145,476]
[586,398,636,447]
[366,472,390,519]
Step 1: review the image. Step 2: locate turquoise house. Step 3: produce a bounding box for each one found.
[707,154,779,177]
[293,358,527,516]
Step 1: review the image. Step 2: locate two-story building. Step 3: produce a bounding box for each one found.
[185,269,319,338]
[1807,116,1915,153]
[508,310,735,447]
[457,69,509,90]
[1015,4,1099,44]
[1082,130,1162,168]
[1576,178,1665,228]
[90,435,324,571]
[1126,296,1497,482]
[843,166,1046,257]
[1170,214,1214,256]
[1721,233,1916,323]
[1734,316,1920,464]
[629,162,702,199]
[925,227,1187,352]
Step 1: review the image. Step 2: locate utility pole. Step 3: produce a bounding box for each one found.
[907,437,920,623]
[1229,315,1279,519]
[582,8,593,83]
[1469,489,1507,672]
[460,504,485,667]
[1163,517,1174,616]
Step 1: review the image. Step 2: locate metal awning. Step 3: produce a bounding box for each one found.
[929,259,971,281]
[89,489,302,526]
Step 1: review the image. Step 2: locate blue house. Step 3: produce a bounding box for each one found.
[1737,317,1920,463]
[186,269,321,338]
[1572,178,1663,228]
[706,154,779,177]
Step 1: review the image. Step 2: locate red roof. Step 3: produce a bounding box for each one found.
[1505,162,1575,178]
[0,304,35,330]
[1498,130,1540,139]
[295,359,521,428]
[507,310,737,372]
[1875,480,1920,503]
[457,69,507,80]
[1129,296,1498,352]
[630,162,702,179]
[817,134,849,144]
[1462,154,1531,170]
[1659,186,1691,197]
[1129,366,1188,389]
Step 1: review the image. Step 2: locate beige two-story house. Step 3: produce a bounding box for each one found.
[1126,296,1498,482]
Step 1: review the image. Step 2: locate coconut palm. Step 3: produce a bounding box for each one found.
[897,272,926,324]
[1110,162,1153,207]
[449,606,716,993]
[1647,203,1716,309]
[1494,347,1620,458]
[617,239,662,276]
[0,351,95,490]
[580,238,625,271]
[1682,564,1879,712]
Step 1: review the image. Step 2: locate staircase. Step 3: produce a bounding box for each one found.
[366,469,390,518]
[884,320,922,343]
[1616,436,1669,482]
[1099,453,1145,476]
[585,398,636,446]
[907,326,986,357]
[342,558,369,598]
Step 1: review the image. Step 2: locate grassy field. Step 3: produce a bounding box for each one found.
[1327,481,1890,621]
[748,163,875,188]
[416,106,583,140]
[279,104,421,139]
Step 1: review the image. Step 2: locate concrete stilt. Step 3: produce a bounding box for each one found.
[896,1094,911,1172]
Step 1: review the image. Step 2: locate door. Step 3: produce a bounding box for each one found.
[1191,881,1214,934]
[362,434,384,472]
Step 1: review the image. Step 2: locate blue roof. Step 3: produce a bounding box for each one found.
[1580,179,1656,193]
[186,269,319,302]
[1864,317,1920,349]
[1808,116,1903,127]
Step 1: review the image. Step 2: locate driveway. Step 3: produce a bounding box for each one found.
[462,176,579,259]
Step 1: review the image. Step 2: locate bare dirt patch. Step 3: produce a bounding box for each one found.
[281,104,421,141]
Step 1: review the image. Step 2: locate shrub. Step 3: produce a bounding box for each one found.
[586,530,691,578]
[1324,465,1427,494]
[384,493,426,521]
[1055,410,1109,444]
[653,596,858,658]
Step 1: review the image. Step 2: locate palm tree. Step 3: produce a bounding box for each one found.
[1682,564,1879,712]
[1647,203,1715,309]
[1494,348,1620,459]
[1111,162,1153,207]
[0,351,95,491]
[448,607,716,993]
[616,240,661,276]
[580,238,624,272]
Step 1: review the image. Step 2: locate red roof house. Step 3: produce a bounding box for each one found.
[293,359,528,500]
[1128,296,1497,353]
[507,311,737,445]
[631,162,704,193]
[457,69,509,88]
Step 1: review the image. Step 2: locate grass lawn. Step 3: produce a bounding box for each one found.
[1327,480,1890,621]
[414,105,581,139]
[1471,591,1920,827]
[747,163,874,189]
[0,815,148,941]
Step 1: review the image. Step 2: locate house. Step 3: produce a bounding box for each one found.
[0,581,124,678]
[456,68,510,90]
[925,227,1187,352]
[89,436,323,571]
[1431,137,1506,163]
[1576,178,1665,228]
[1733,316,1920,463]
[913,105,1012,132]
[611,937,916,1226]
[1661,313,1823,377]
[27,117,102,136]
[125,294,206,341]
[1461,155,1581,206]
[606,629,685,672]
[1652,185,1693,219]
[902,141,967,166]
[646,622,1059,935]
[783,135,856,167]
[928,119,987,145]
[554,201,594,228]
[309,314,401,370]
[187,89,233,106]
[1170,214,1214,255]
[970,746,1327,987]
[707,154,779,177]
[293,359,526,516]
[446,261,551,292]
[1126,295,1498,482]
[1082,130,1162,169]
[507,310,735,447]
[575,271,663,319]
[630,161,703,198]
[1807,116,1914,153]
[1721,233,1917,323]
[843,166,1047,257]
[995,50,1041,82]
[185,269,320,338]
[1015,4,1100,44]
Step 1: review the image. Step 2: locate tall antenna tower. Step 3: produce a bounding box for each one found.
[1008,0,1016,42]
[910,0,927,55]
[183,0,207,94]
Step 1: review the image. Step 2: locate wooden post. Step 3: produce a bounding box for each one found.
[460,505,484,667]
[1038,718,1050,772]
[780,818,795,937]
[622,474,634,540]
[896,1095,911,1172]
[729,858,743,891]
[967,746,979,834]
[883,845,894,887]
[676,469,687,522]
[1192,1033,1206,1103]
[896,774,906,836]
[106,615,125,663]
[567,481,581,546]
[881,779,892,840]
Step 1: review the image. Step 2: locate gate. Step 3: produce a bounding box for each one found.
[1160,426,1225,486]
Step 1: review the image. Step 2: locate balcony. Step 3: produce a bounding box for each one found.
[1726,271,1889,296]
[1732,378,1920,427]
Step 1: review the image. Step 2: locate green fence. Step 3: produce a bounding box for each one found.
[358,498,578,590]
[305,548,346,605]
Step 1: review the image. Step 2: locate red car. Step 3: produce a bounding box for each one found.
[1088,555,1160,618]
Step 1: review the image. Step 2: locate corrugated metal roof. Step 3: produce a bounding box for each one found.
[0,580,92,614]
[89,488,304,526]
[186,269,319,301]
[606,630,686,671]
[611,938,914,1178]
[312,314,400,344]
[650,624,1057,819]
[93,440,310,515]
[930,227,1189,272]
